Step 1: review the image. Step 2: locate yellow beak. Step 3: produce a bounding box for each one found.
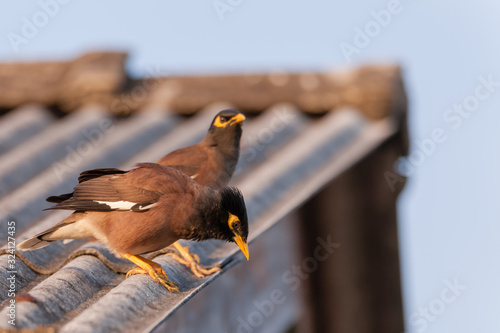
[229,113,246,125]
[234,234,249,260]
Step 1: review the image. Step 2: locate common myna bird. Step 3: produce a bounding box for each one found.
[18,163,249,292]
[46,109,246,278]
[156,109,245,188]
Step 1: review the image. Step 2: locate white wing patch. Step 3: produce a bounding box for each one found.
[96,200,136,210]
[191,173,199,179]
[95,200,157,211]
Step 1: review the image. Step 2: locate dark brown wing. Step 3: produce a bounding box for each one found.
[47,168,128,203]
[46,163,189,212]
[156,145,208,178]
[78,168,127,183]
[46,193,73,203]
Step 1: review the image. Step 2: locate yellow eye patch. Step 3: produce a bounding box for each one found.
[213,113,246,128]
[228,212,239,230]
[213,116,229,128]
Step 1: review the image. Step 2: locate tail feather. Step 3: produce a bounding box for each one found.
[17,224,71,251]
[17,214,85,251]
[17,237,55,251]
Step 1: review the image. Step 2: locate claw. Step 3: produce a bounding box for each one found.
[122,253,179,292]
[191,253,200,264]
[126,267,147,278]
[167,242,221,278]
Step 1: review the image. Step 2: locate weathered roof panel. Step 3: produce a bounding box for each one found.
[0,106,54,156]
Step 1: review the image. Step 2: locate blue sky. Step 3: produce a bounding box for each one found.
[1,1,499,332]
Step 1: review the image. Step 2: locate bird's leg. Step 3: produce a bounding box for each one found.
[122,253,179,292]
[167,241,221,278]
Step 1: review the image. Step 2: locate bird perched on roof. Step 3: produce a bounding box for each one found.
[18,163,249,292]
[156,109,245,188]
[45,109,247,278]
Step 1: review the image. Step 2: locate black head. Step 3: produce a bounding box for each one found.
[209,109,246,130]
[220,186,249,260]
[205,110,245,146]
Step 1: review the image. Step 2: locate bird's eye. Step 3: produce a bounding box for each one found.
[230,220,240,230]
[219,116,228,122]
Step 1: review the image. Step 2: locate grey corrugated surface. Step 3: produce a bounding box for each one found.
[0,107,111,199]
[0,106,397,331]
[0,106,55,156]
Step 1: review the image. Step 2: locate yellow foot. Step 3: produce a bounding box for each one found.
[122,253,179,293]
[126,267,158,278]
[167,242,221,278]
